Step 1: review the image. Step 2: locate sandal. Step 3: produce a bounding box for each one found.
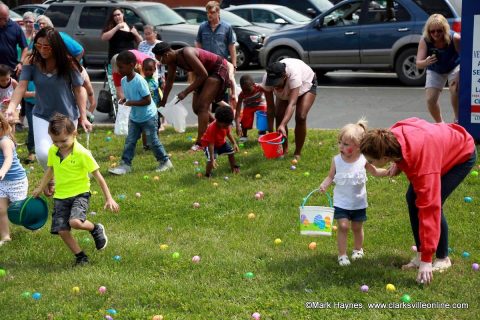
[401,254,421,270]
[432,257,452,273]
[351,248,364,261]
[338,255,351,266]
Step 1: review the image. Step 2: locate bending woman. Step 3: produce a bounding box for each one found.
[360,117,476,284]
[6,27,90,176]
[152,42,231,151]
[416,14,460,123]
[262,59,317,160]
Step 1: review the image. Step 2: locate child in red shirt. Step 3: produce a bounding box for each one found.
[235,75,267,141]
[201,106,239,177]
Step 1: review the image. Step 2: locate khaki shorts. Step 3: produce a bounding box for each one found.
[425,65,460,90]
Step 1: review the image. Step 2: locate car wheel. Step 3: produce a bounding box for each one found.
[236,45,251,70]
[395,47,426,86]
[267,48,299,66]
[175,67,188,82]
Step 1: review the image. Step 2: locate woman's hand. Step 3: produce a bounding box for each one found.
[80,117,93,132]
[177,90,187,101]
[426,55,438,66]
[417,261,433,284]
[277,124,287,137]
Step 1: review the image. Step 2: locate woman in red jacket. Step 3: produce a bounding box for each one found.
[360,118,476,284]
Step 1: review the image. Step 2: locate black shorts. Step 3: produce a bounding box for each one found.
[51,192,90,234]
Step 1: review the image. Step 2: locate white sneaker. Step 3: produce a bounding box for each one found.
[156,159,173,172]
[338,255,351,266]
[432,257,452,273]
[108,164,131,175]
[239,137,248,143]
[351,248,364,261]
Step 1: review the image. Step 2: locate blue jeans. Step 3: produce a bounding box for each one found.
[121,115,169,166]
[24,101,35,154]
[406,149,477,259]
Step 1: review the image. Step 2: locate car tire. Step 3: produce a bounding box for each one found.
[175,67,188,82]
[395,47,426,86]
[236,45,251,70]
[267,48,299,66]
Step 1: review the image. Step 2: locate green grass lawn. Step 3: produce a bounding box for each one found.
[1,127,478,319]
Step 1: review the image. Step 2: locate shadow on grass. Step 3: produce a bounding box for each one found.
[267,252,421,292]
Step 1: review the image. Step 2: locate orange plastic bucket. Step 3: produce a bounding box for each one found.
[258,132,285,159]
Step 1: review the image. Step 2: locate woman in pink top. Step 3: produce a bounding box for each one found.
[152,42,230,151]
[262,59,317,160]
[360,117,476,284]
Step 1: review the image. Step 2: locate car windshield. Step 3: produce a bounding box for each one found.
[221,10,252,27]
[138,5,187,26]
[9,10,22,19]
[309,0,334,11]
[275,7,312,23]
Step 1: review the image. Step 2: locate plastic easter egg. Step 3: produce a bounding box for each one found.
[107,309,117,315]
[401,294,411,303]
[470,170,478,177]
[464,196,473,203]
[224,176,229,181]
[290,165,296,170]
[153,176,160,181]
[160,244,169,251]
[196,173,203,178]
[152,316,164,320]
[360,285,369,292]
[21,291,31,298]
[98,286,107,294]
[72,286,80,294]
[166,226,173,232]
[143,175,149,180]
[308,242,317,250]
[105,137,112,142]
[107,130,112,135]
[303,171,310,177]
[118,194,126,200]
[213,182,219,187]
[193,202,200,208]
[0,269,5,277]
[135,192,141,198]
[244,272,254,279]
[193,161,199,166]
[89,211,97,216]
[411,245,417,252]
[172,252,180,259]
[32,292,41,300]
[252,312,261,320]
[332,226,337,231]
[194,167,201,173]
[248,213,256,220]
[255,174,261,179]
[386,284,396,292]
[109,155,116,161]
[462,251,470,258]
[274,238,282,245]
[472,263,479,271]
[258,191,264,197]
[255,193,262,200]
[192,255,201,263]
[243,151,248,155]
[105,316,113,320]
[291,159,298,165]
[239,143,244,148]
[113,255,121,261]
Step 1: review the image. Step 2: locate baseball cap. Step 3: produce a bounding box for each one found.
[265,62,286,87]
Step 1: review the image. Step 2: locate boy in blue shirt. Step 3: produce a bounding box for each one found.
[109,50,173,175]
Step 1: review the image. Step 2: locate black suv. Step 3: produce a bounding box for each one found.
[44,0,199,68]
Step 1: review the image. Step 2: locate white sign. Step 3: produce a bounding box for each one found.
[471,15,480,123]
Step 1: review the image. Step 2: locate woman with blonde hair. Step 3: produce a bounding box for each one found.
[416,14,460,123]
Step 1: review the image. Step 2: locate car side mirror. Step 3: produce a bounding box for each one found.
[314,18,323,29]
[134,22,144,32]
[274,18,288,25]
[306,8,317,18]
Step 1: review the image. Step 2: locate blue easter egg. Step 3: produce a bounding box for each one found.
[113,255,121,261]
[462,251,470,258]
[107,309,117,315]
[32,292,41,300]
[464,196,473,203]
[105,137,112,142]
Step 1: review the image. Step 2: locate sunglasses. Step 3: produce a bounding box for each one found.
[35,43,52,51]
[429,28,443,34]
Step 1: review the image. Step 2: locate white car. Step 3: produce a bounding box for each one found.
[226,4,311,30]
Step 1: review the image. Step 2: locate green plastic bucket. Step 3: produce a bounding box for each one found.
[7,196,48,231]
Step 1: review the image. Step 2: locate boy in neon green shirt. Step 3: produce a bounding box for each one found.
[33,114,119,266]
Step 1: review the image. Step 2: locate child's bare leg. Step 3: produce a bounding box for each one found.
[228,154,239,173]
[0,198,11,241]
[351,221,364,251]
[206,160,214,177]
[242,128,248,138]
[337,218,349,256]
[69,218,95,232]
[58,230,82,254]
[142,132,148,148]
